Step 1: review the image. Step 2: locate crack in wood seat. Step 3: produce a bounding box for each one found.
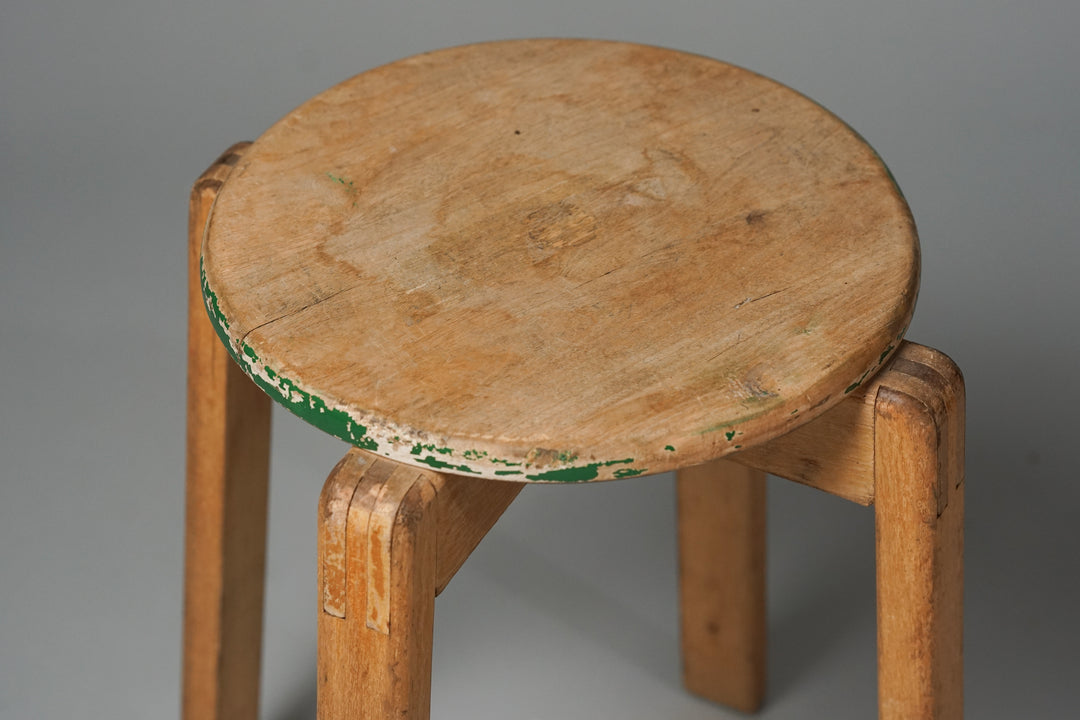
[200,38,918,482]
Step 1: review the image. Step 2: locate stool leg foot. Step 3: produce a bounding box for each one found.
[183,143,272,720]
[875,364,964,719]
[677,459,767,712]
[317,452,438,720]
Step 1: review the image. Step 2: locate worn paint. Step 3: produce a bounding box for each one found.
[203,260,644,481]
[410,442,453,456]
[525,458,636,482]
[845,338,900,394]
[326,172,354,186]
[326,172,359,206]
[202,262,378,450]
[489,457,523,467]
[845,374,868,394]
[415,455,480,474]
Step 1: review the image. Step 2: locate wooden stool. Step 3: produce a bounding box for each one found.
[183,40,964,719]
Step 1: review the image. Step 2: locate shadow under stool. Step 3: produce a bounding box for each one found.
[183,39,964,720]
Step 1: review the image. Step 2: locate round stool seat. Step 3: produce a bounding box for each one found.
[202,39,917,482]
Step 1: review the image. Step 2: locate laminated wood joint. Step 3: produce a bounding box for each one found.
[317,448,522,631]
[873,344,965,720]
[730,341,964,507]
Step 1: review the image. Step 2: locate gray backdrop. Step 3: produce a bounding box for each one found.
[2,1,1077,718]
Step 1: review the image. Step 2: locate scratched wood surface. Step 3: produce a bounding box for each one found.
[202,39,918,481]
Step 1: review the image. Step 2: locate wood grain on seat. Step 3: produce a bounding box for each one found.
[202,39,918,481]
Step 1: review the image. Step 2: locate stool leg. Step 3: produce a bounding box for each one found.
[316,449,522,719]
[677,459,767,712]
[711,341,964,717]
[183,144,272,720]
[875,375,964,719]
[317,452,438,720]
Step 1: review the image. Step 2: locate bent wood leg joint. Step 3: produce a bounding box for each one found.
[873,344,965,720]
[732,341,964,508]
[317,448,521,719]
[679,342,964,718]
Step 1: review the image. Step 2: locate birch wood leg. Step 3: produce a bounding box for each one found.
[317,449,521,720]
[183,143,273,720]
[677,460,766,712]
[723,341,964,717]
[874,347,965,719]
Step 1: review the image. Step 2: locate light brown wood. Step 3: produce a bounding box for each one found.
[677,459,766,712]
[317,448,520,719]
[731,341,942,505]
[186,41,964,719]
[433,472,523,594]
[874,346,964,719]
[201,38,918,481]
[183,143,273,720]
[676,342,964,716]
[318,452,436,719]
